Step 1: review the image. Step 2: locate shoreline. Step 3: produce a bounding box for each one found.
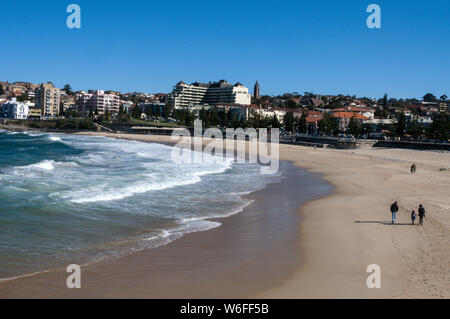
[0,131,448,298]
[0,131,333,298]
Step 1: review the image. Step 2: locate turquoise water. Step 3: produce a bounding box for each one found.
[0,130,281,279]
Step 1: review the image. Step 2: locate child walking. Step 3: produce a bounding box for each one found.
[411,210,416,225]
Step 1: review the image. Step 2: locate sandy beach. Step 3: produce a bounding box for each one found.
[0,131,448,298]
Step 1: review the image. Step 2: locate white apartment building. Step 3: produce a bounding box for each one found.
[1,98,30,119]
[76,90,120,114]
[168,80,251,109]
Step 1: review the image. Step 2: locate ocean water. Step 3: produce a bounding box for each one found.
[0,130,281,280]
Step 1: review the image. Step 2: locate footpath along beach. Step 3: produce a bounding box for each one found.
[0,131,448,298]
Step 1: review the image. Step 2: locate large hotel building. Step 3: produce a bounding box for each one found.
[168,80,251,109]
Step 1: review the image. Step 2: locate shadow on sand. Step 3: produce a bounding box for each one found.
[354,221,414,226]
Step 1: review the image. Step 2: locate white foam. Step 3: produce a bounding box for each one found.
[27,160,56,171]
[68,157,233,204]
[48,136,62,142]
[12,159,79,173]
[70,173,205,203]
[24,131,44,137]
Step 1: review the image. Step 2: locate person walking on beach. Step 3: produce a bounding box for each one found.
[418,205,426,226]
[411,210,416,225]
[390,201,399,224]
[411,163,417,174]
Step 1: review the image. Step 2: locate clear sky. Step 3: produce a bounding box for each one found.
[1,0,449,99]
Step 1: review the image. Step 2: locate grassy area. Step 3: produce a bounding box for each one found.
[129,119,186,128]
[3,119,94,130]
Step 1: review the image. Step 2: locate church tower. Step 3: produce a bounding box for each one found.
[253,81,260,100]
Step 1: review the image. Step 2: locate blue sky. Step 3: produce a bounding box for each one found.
[1,0,449,99]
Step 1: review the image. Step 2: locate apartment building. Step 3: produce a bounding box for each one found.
[168,80,251,109]
[35,82,61,117]
[76,90,120,114]
[60,94,76,113]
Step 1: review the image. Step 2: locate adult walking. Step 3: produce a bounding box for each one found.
[390,201,399,224]
[418,204,426,226]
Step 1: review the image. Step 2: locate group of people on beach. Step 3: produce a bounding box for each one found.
[388,163,426,225]
[390,201,426,225]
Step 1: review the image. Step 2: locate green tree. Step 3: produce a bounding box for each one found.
[423,93,437,102]
[210,107,220,126]
[394,112,406,137]
[380,93,388,111]
[145,105,153,117]
[270,114,280,128]
[199,107,209,126]
[117,105,129,122]
[63,84,73,95]
[286,100,297,109]
[318,114,338,136]
[0,84,4,95]
[407,117,423,140]
[104,109,112,122]
[88,107,94,118]
[163,103,171,118]
[17,93,29,102]
[440,94,448,101]
[362,123,374,135]
[374,109,389,119]
[428,113,450,141]
[155,105,161,117]
[94,107,99,116]
[348,116,361,136]
[231,113,240,128]
[283,112,295,132]
[132,105,141,119]
[185,109,194,126]
[298,113,308,134]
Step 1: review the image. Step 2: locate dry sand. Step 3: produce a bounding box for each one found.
[0,131,448,298]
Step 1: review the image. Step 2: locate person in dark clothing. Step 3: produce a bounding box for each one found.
[390,201,399,224]
[418,205,426,226]
[411,163,417,174]
[411,210,416,225]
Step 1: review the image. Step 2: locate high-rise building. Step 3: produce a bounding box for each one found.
[168,80,251,109]
[254,81,260,99]
[35,82,61,117]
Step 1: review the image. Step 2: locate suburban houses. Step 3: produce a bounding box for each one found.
[0,79,448,140]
